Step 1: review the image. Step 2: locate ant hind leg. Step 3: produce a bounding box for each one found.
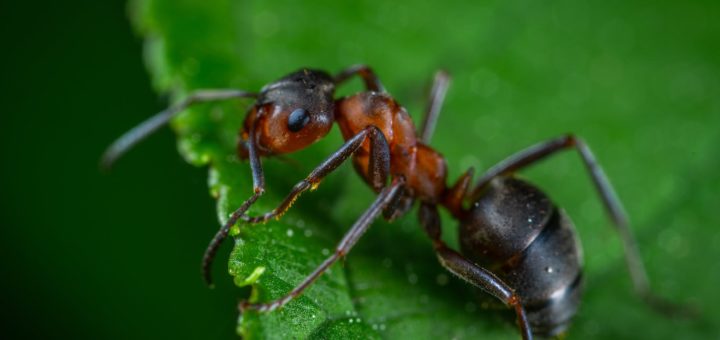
[418,203,533,340]
[469,134,697,318]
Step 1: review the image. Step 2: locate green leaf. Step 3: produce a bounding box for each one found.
[132,0,719,339]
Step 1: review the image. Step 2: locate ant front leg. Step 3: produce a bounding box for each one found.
[334,64,385,92]
[204,126,389,282]
[203,123,391,283]
[202,121,267,285]
[100,87,261,286]
[241,125,390,224]
[468,134,695,318]
[418,203,533,340]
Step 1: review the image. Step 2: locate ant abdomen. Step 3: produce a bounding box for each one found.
[460,177,584,336]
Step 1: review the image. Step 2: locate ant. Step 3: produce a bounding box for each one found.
[103,65,690,339]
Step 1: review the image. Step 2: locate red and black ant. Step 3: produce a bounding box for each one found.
[103,65,690,339]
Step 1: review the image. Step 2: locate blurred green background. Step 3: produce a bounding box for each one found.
[1,0,718,339]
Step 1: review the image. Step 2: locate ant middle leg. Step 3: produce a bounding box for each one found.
[240,177,405,313]
[468,134,694,317]
[418,203,533,340]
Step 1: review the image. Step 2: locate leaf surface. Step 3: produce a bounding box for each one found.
[132,0,720,338]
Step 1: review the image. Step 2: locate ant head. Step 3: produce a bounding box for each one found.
[240,69,336,157]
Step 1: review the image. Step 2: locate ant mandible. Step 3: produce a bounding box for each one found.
[102,65,684,339]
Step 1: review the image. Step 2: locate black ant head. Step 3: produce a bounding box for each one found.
[240,69,336,157]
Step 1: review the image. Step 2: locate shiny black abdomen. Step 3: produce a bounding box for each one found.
[460,177,584,337]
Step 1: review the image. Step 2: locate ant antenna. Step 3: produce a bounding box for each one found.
[419,70,450,144]
[100,89,256,170]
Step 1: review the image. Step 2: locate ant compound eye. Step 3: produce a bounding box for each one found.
[287,108,310,132]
